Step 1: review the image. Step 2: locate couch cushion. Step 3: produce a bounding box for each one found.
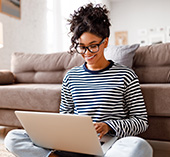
[0,109,21,127]
[11,52,84,83]
[133,43,170,83]
[0,70,15,85]
[140,84,170,116]
[0,84,62,112]
[135,67,170,83]
[139,116,170,141]
[140,83,170,141]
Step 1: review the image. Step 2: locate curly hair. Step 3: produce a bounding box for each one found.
[68,3,111,52]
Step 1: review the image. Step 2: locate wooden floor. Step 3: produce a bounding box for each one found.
[0,126,17,144]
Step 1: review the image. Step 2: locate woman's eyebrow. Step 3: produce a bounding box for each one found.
[79,40,98,45]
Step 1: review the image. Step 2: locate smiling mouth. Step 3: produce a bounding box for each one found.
[85,54,97,60]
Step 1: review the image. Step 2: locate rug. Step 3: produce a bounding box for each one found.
[0,144,15,157]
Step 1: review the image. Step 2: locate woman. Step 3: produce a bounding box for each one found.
[5,3,152,157]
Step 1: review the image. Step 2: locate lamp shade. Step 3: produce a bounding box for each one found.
[0,22,3,48]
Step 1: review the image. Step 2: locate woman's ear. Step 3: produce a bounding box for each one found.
[104,37,109,48]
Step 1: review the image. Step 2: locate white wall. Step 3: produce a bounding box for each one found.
[1,0,170,69]
[109,0,170,45]
[0,0,49,69]
[55,0,111,52]
[0,0,111,70]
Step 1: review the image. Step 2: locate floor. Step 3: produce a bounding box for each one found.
[0,126,6,144]
[0,126,17,144]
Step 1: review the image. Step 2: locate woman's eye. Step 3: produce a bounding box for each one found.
[89,45,97,49]
[78,46,85,50]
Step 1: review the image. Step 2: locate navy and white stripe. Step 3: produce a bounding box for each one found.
[60,61,148,137]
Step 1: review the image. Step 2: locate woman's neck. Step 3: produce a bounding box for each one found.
[86,59,110,71]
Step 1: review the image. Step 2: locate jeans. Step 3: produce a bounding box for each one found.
[4,129,153,157]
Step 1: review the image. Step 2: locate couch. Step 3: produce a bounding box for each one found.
[132,43,170,157]
[0,43,170,157]
[0,52,84,127]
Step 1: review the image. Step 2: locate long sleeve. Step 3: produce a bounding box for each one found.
[60,74,74,114]
[105,78,148,137]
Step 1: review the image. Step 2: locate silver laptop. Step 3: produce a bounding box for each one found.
[15,111,117,156]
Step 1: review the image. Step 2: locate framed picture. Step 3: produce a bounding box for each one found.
[149,34,165,45]
[166,26,170,42]
[115,31,128,45]
[138,38,148,46]
[0,0,21,19]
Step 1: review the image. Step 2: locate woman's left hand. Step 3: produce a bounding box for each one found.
[94,122,111,139]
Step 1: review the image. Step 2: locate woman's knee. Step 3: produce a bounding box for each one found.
[4,129,51,157]
[106,136,153,157]
[4,129,26,152]
[116,136,153,157]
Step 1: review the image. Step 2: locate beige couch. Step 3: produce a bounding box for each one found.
[0,52,84,127]
[0,43,170,156]
[133,43,170,157]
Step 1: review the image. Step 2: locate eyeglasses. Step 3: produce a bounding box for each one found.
[75,38,105,54]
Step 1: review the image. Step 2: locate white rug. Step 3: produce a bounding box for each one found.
[0,144,15,157]
[0,126,18,157]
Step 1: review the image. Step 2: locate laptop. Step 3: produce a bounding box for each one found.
[15,111,117,156]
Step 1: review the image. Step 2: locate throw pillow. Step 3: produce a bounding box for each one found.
[0,70,15,85]
[104,44,140,68]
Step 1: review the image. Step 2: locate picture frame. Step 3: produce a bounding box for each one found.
[149,34,165,45]
[115,31,128,45]
[0,0,21,19]
[138,38,148,46]
[166,26,170,42]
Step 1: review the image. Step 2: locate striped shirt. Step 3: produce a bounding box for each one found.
[60,60,148,137]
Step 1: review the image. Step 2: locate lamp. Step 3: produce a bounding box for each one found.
[0,22,3,48]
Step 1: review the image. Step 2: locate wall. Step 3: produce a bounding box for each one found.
[0,0,111,70]
[0,0,49,69]
[56,0,111,52]
[109,0,170,45]
[1,0,170,69]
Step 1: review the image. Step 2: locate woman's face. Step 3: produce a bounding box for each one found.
[77,32,108,69]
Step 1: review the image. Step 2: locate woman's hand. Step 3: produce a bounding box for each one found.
[94,122,111,139]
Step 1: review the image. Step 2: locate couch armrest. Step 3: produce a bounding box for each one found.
[0,70,15,85]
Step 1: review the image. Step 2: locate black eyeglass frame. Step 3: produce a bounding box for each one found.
[75,38,105,54]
